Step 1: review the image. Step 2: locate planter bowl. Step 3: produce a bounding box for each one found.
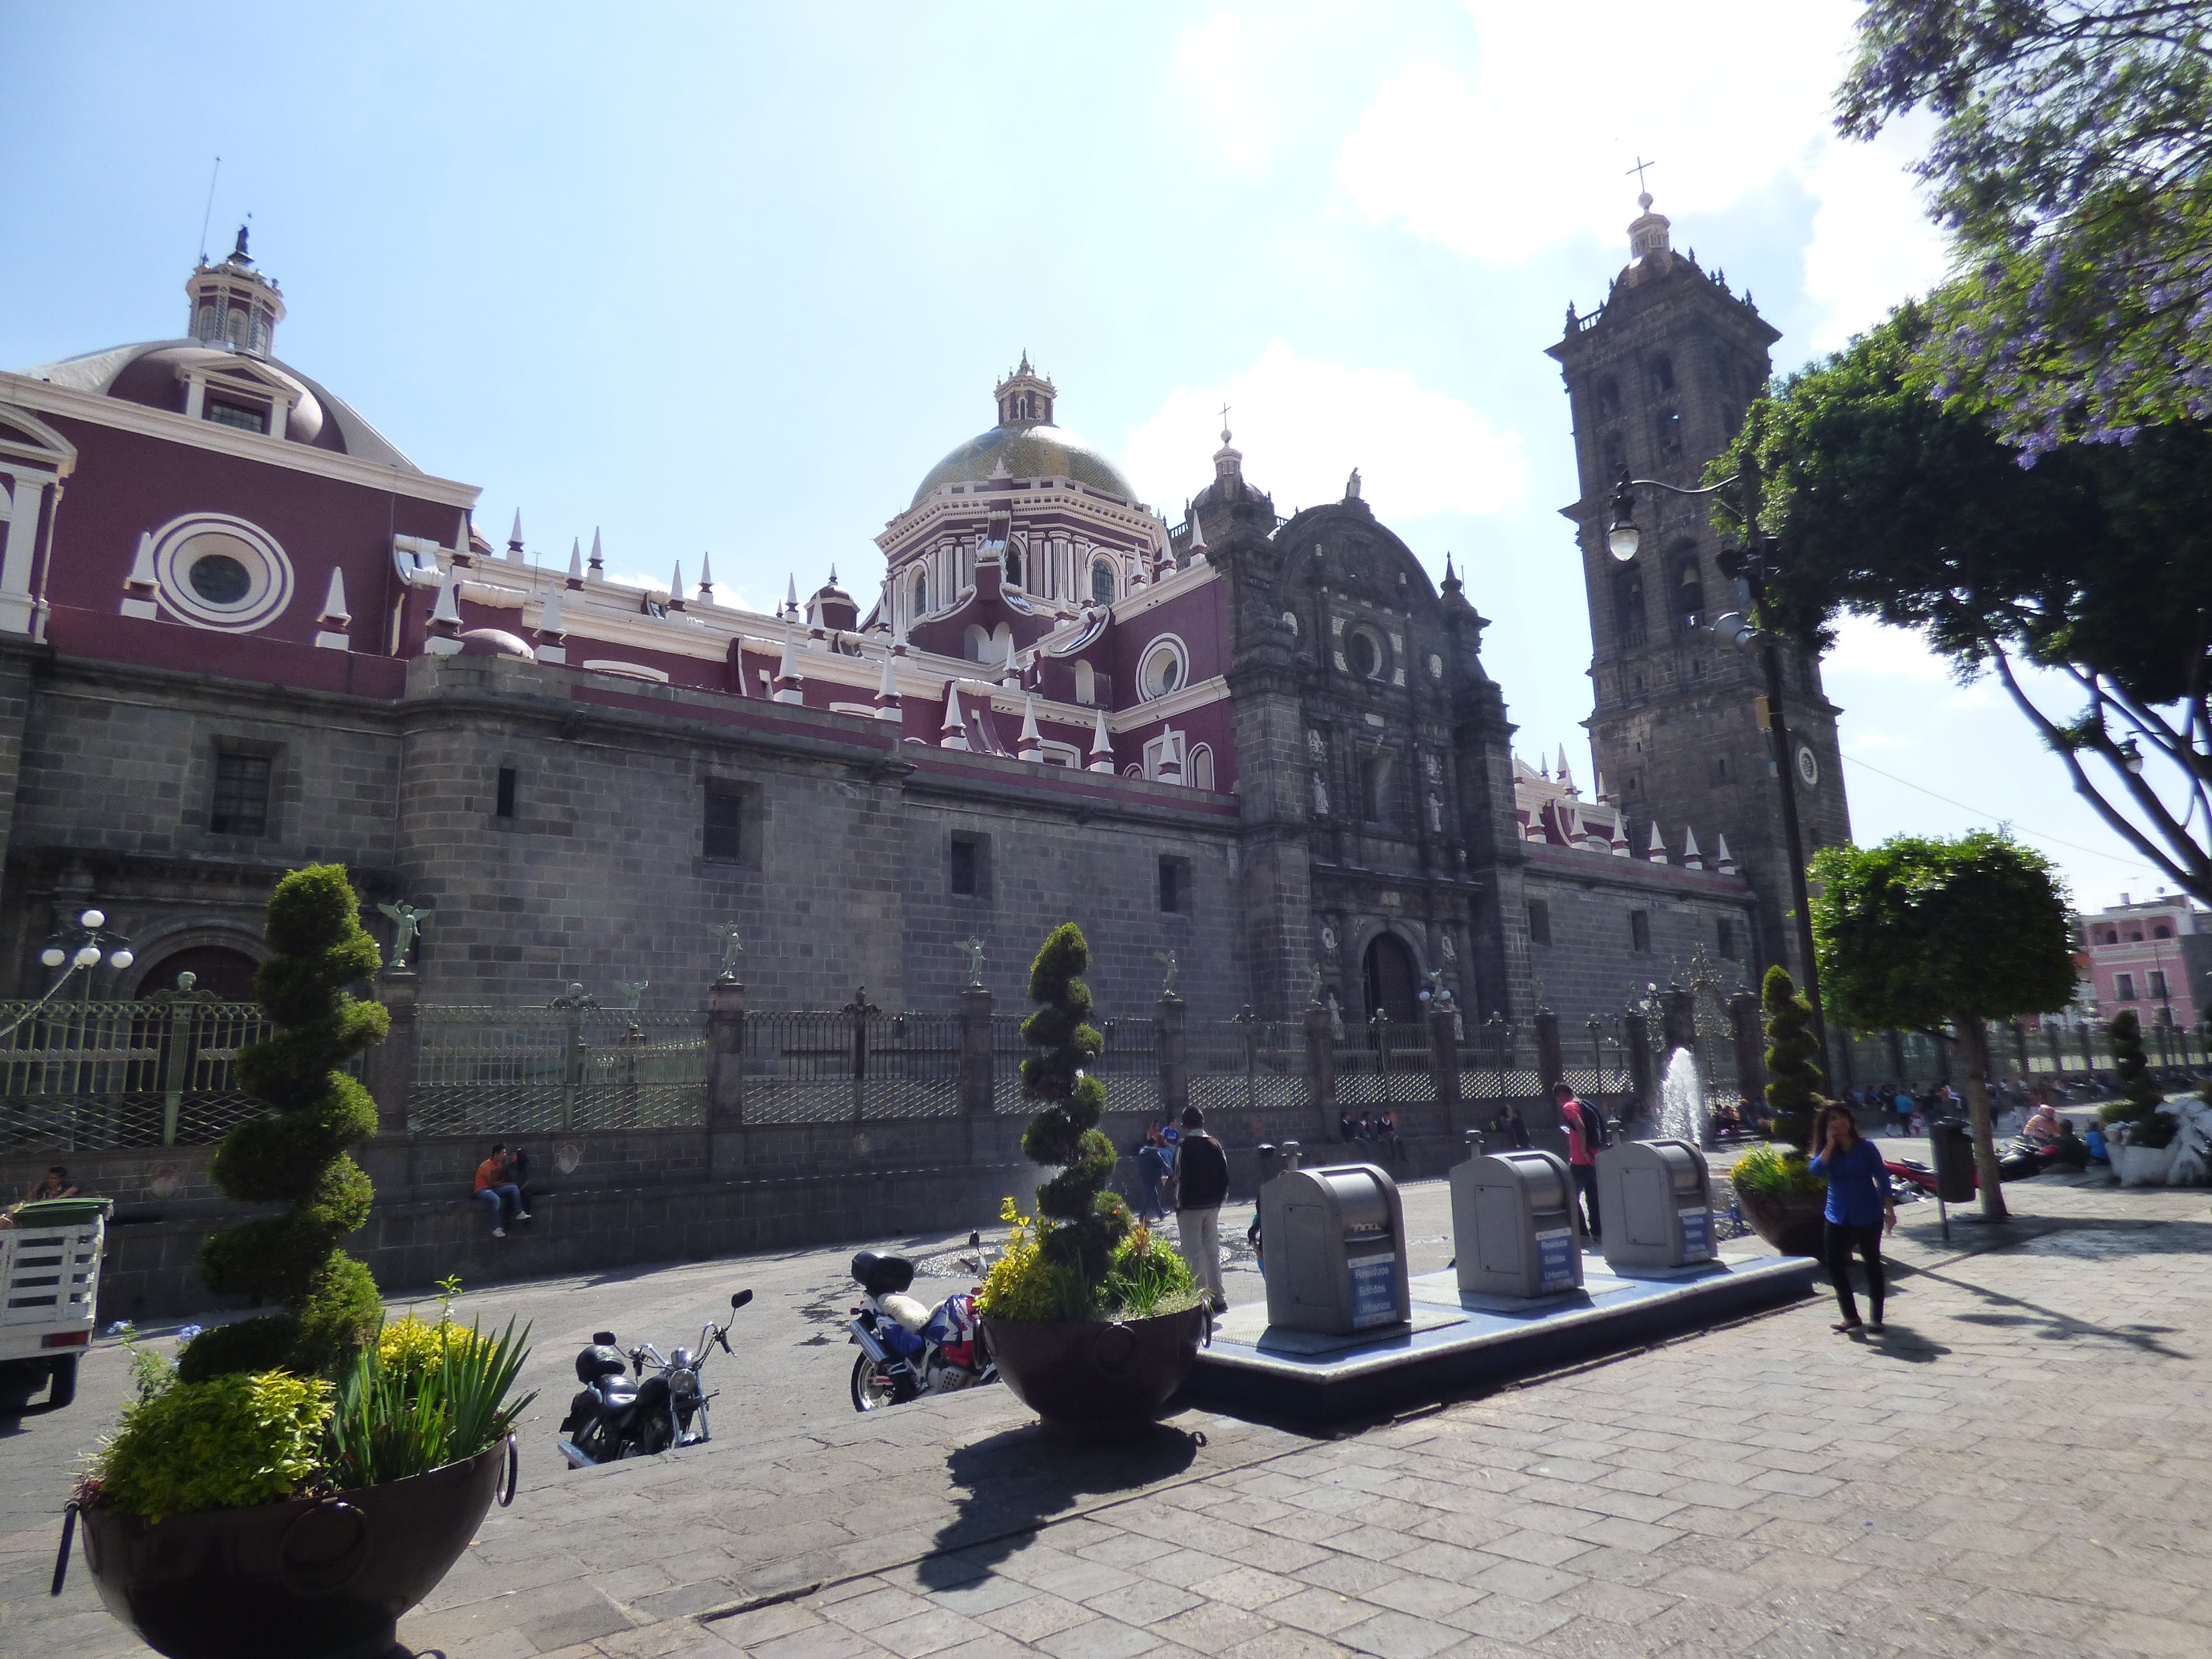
[75,1437,512,1659]
[1734,1185,1828,1257]
[982,1305,1207,1431]
[2114,1139,2180,1188]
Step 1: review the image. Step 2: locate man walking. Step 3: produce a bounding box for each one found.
[1554,1081,1602,1241]
[1173,1106,1230,1314]
[474,1142,530,1238]
[1134,1127,1170,1223]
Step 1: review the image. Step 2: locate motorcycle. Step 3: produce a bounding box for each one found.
[558,1289,753,1467]
[847,1250,995,1412]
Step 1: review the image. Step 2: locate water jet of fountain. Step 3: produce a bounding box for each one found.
[1658,1047,1709,1146]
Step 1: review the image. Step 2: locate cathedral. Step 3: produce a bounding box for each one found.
[0,200,1838,1024]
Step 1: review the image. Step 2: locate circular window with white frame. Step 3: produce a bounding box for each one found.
[1348,626,1386,679]
[1138,634,1189,700]
[150,513,294,632]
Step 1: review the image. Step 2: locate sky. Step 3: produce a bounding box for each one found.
[3,2,2189,916]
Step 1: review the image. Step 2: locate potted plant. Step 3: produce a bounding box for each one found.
[54,866,534,1659]
[1761,967,1822,1152]
[976,924,1206,1431]
[1727,1142,1828,1256]
[2101,1010,2179,1186]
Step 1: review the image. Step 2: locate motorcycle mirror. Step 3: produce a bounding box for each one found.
[592,1331,618,1345]
[731,1289,754,1309]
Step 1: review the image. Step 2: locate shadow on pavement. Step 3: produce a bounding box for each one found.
[917,1421,1202,1589]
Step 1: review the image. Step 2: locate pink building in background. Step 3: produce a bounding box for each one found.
[2079,895,2212,1028]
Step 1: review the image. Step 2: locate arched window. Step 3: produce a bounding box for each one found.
[1601,431,1627,478]
[1614,567,1646,647]
[1656,408,1683,462]
[1650,354,1675,394]
[2154,923,2172,938]
[1074,660,1096,705]
[226,310,248,347]
[1003,547,1022,586]
[1189,744,1215,791]
[195,305,217,342]
[1091,560,1117,606]
[1595,377,1620,418]
[909,566,929,620]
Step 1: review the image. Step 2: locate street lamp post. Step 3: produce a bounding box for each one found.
[1606,469,1831,1077]
[40,906,135,993]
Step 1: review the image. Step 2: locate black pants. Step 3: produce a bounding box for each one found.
[1824,1220,1886,1325]
[1570,1163,1600,1238]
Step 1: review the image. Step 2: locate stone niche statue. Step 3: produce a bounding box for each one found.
[1310,770,1330,817]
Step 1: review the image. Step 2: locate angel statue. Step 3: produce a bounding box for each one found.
[957,937,986,986]
[1155,950,1179,996]
[1308,962,1326,1006]
[621,981,650,1012]
[710,922,745,978]
[376,901,431,969]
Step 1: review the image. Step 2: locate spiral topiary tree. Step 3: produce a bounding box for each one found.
[1018,923,1129,1289]
[2100,1009,2173,1149]
[178,865,390,1382]
[1762,965,1822,1152]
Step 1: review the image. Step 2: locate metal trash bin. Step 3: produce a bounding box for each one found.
[1595,1138,1716,1269]
[1450,1149,1583,1297]
[1260,1163,1410,1335]
[1927,1120,1976,1202]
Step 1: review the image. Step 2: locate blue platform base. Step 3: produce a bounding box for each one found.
[1182,1253,1819,1424]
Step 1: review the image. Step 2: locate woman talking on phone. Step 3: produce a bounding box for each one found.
[1808,1101,1897,1335]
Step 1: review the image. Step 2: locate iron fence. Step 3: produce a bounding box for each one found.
[1337,1013,1439,1109]
[0,998,272,1152]
[1189,1019,1305,1114]
[410,1005,706,1136]
[740,1009,960,1123]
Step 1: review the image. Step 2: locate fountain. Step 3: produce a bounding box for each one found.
[1658,1046,1710,1146]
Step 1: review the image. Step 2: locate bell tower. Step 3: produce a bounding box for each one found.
[1546,193,1850,988]
[994,354,1055,427]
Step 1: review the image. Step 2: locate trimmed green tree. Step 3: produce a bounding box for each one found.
[2101,1009,2173,1150]
[1761,967,1822,1152]
[1017,923,1130,1289]
[1810,832,2076,1221]
[179,865,390,1381]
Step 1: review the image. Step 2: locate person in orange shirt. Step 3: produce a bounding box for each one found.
[474,1143,529,1237]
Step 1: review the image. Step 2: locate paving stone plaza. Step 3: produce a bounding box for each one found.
[6,1168,2207,1659]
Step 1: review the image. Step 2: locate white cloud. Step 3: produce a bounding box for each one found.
[1801,114,1951,350]
[1820,614,1953,683]
[1173,12,1281,170]
[1338,3,1855,262]
[1120,340,1527,520]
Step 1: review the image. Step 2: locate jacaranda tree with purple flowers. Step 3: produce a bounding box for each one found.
[1718,302,2212,907]
[1838,2,2212,454]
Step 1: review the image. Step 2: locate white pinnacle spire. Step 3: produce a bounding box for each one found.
[1557,745,1573,791]
[1186,503,1208,554]
[940,683,968,750]
[1682,826,1703,869]
[1715,833,1738,873]
[668,560,685,610]
[773,628,804,704]
[431,570,462,625]
[1646,822,1668,865]
[567,538,583,584]
[1018,695,1043,762]
[318,568,350,625]
[874,652,902,721]
[589,527,603,573]
[539,583,564,635]
[698,551,714,599]
[507,510,521,549]
[1087,707,1114,774]
[786,574,799,618]
[1002,632,1021,686]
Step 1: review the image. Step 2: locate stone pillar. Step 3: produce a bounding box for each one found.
[1622,1009,1654,1125]
[2046,1024,2065,1077]
[1304,1003,1337,1137]
[1156,993,1187,1121]
[1729,990,1766,1112]
[1430,1006,1462,1132]
[1660,987,1697,1056]
[706,977,746,1181]
[1534,1008,1563,1095]
[366,968,418,1138]
[958,985,995,1118]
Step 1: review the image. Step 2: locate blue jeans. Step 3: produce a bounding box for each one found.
[476,1184,522,1232]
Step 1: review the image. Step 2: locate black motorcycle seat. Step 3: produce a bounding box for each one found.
[850,1250,916,1295]
[594,1374,639,1408]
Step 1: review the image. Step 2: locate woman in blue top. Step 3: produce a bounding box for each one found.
[1808,1102,1896,1333]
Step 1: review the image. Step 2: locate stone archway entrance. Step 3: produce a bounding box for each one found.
[135,945,260,1001]
[1362,933,1421,1024]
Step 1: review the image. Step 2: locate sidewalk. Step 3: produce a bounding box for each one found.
[10,1177,2210,1659]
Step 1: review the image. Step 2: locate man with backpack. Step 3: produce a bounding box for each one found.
[1173,1106,1231,1314]
[1554,1081,1603,1241]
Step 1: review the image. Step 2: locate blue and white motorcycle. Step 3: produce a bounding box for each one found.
[846,1251,995,1412]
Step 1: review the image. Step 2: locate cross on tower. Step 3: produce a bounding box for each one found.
[1218,402,1232,443]
[1626,155,1658,194]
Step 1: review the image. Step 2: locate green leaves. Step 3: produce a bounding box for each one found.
[322,1311,534,1492]
[94,1370,334,1523]
[1761,967,1824,1149]
[1015,924,1130,1292]
[1809,832,2077,1034]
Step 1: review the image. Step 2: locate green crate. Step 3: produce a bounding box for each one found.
[9,1196,114,1227]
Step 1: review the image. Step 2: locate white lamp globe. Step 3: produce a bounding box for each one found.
[40,947,65,968]
[78,909,106,929]
[110,949,135,970]
[73,944,102,968]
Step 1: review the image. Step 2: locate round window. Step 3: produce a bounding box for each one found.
[189,553,253,606]
[1350,630,1383,678]
[149,516,294,632]
[1796,745,1820,787]
[1140,637,1188,700]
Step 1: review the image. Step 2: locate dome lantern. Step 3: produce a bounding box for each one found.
[186,225,286,356]
[994,352,1055,427]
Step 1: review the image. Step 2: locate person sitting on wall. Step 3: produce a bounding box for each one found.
[2021,1101,2061,1148]
[1338,1110,1356,1143]
[473,1143,530,1239]
[2051,1117,2091,1171]
[25,1166,78,1201]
